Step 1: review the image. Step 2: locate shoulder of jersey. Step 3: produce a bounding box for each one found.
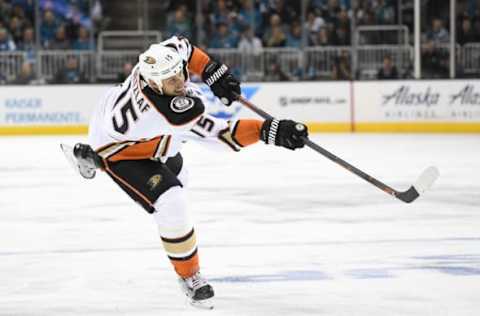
[142,86,205,126]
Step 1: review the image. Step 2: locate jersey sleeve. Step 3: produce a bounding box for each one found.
[159,35,211,76]
[159,36,193,63]
[186,114,263,152]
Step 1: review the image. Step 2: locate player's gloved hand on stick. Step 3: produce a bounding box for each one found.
[260,119,308,150]
[202,60,241,106]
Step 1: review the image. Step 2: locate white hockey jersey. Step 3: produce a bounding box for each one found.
[87,36,256,163]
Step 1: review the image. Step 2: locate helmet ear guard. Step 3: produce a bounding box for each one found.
[138,44,184,94]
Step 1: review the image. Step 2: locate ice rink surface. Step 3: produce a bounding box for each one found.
[1,134,479,316]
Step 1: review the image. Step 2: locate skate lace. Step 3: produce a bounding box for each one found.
[190,273,207,289]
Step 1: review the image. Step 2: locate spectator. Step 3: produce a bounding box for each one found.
[73,26,92,50]
[426,18,449,43]
[18,26,34,49]
[286,20,302,47]
[375,0,395,24]
[210,0,230,27]
[334,25,350,45]
[332,8,351,45]
[263,13,278,39]
[238,26,263,55]
[8,16,25,44]
[117,62,133,82]
[266,25,287,47]
[264,61,290,81]
[0,27,16,51]
[91,0,108,33]
[377,55,398,79]
[0,0,12,22]
[337,7,350,28]
[457,17,476,45]
[10,61,35,84]
[40,10,58,48]
[166,5,192,38]
[356,2,376,27]
[238,0,262,35]
[315,27,332,46]
[65,1,88,27]
[263,14,286,47]
[52,55,87,83]
[305,12,325,45]
[324,0,341,25]
[332,50,351,80]
[228,11,244,38]
[306,11,325,33]
[208,22,237,48]
[11,0,34,22]
[50,25,71,49]
[266,0,299,26]
[422,40,448,78]
[17,27,35,62]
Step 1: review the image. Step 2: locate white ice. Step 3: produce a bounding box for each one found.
[1,134,479,316]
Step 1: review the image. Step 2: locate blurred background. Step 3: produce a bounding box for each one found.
[0,0,479,85]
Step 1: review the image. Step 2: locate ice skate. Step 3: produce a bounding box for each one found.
[178,272,214,310]
[60,143,103,179]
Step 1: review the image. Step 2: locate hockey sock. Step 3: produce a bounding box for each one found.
[161,228,199,278]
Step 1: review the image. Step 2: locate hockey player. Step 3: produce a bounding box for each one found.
[70,36,308,309]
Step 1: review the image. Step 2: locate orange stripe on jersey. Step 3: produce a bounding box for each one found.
[169,249,200,278]
[107,137,162,162]
[189,47,211,75]
[232,119,263,147]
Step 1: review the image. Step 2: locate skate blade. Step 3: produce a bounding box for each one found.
[188,297,214,310]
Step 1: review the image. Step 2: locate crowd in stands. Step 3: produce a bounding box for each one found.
[0,0,103,84]
[162,0,480,80]
[161,0,401,49]
[1,0,480,84]
[0,0,103,52]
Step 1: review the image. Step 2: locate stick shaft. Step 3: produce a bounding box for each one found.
[235,95,398,198]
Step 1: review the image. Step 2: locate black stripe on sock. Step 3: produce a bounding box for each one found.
[167,247,198,261]
[161,228,194,243]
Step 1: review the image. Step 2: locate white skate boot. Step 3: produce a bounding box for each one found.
[178,272,214,310]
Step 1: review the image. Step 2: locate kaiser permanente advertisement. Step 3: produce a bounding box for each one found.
[0,81,479,135]
[0,85,106,135]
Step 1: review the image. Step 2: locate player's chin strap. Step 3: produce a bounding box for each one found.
[232,92,439,204]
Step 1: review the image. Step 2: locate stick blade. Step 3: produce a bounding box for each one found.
[396,166,440,203]
[414,166,440,194]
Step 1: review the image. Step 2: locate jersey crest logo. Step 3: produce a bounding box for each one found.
[147,174,162,191]
[144,56,156,64]
[170,96,195,113]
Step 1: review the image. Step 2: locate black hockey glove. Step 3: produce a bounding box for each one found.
[202,60,241,106]
[260,119,308,150]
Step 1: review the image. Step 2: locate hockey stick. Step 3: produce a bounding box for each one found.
[234,94,439,203]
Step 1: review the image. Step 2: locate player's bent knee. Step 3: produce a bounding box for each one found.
[152,186,192,238]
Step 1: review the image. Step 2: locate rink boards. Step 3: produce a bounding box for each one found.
[0,80,479,135]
